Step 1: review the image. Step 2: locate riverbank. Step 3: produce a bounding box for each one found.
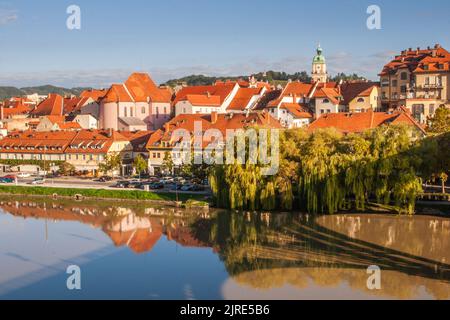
[0,185,209,206]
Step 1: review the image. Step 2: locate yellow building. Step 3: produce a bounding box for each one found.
[379,44,450,123]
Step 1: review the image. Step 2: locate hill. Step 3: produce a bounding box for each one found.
[0,85,92,100]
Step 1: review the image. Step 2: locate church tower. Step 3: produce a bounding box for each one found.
[312,45,328,83]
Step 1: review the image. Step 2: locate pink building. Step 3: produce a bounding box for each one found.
[99,73,173,131]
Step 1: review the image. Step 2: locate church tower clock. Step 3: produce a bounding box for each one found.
[312,45,328,83]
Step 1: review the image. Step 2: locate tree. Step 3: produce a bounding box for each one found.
[98,152,122,177]
[161,151,174,176]
[58,162,76,176]
[440,172,448,194]
[133,154,148,179]
[428,105,450,134]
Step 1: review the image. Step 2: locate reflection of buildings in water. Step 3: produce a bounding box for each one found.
[0,200,208,255]
[103,215,163,254]
[228,268,450,300]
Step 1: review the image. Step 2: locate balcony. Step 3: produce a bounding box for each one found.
[417,83,444,89]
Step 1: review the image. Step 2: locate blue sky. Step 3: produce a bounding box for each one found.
[0,0,449,88]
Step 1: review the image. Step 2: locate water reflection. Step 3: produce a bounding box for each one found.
[0,197,449,300]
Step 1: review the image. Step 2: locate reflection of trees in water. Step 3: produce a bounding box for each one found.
[192,211,450,299]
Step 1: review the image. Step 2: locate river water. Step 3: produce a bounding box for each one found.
[0,196,449,300]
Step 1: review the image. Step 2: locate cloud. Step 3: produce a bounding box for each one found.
[0,50,393,88]
[0,8,18,25]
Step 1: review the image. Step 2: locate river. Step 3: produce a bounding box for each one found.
[0,196,449,300]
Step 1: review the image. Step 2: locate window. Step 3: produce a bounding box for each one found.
[400,85,407,94]
[392,80,398,87]
[429,104,435,115]
[323,99,330,104]
[124,107,128,117]
[357,98,365,103]
[142,106,146,114]
[400,72,408,80]
[130,108,133,117]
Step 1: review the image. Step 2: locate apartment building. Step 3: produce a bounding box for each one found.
[0,129,132,175]
[379,44,450,123]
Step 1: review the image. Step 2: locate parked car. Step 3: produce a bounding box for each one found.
[113,181,130,188]
[0,177,15,184]
[30,178,45,185]
[149,182,164,190]
[2,175,16,180]
[98,176,113,182]
[16,172,31,178]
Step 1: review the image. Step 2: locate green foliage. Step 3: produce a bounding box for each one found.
[428,105,450,134]
[161,152,174,175]
[133,154,148,177]
[208,125,450,215]
[0,185,205,202]
[98,152,122,176]
[58,162,76,176]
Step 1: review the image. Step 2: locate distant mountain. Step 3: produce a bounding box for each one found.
[0,87,25,100]
[0,85,92,100]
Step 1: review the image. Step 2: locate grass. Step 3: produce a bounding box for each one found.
[0,185,208,203]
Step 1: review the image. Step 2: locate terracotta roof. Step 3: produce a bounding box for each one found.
[280,103,313,119]
[173,82,237,106]
[228,87,263,111]
[31,94,64,116]
[124,72,172,103]
[0,129,129,154]
[183,94,221,106]
[339,82,379,105]
[80,89,108,101]
[379,45,450,76]
[120,130,154,153]
[101,73,172,104]
[309,110,426,134]
[146,112,282,150]
[313,88,342,105]
[0,101,32,119]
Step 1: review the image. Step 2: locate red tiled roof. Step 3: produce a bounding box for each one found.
[0,130,129,154]
[124,73,172,103]
[309,110,426,134]
[280,103,313,119]
[183,94,221,106]
[31,94,64,116]
[339,82,378,105]
[80,89,108,101]
[173,82,237,106]
[313,88,342,105]
[228,87,263,111]
[146,112,282,149]
[101,73,172,104]
[379,45,450,76]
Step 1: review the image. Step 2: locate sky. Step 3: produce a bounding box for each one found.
[0,0,449,88]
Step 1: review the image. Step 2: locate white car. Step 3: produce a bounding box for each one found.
[17,172,31,178]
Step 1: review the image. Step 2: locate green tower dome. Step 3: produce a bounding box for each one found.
[313,45,326,64]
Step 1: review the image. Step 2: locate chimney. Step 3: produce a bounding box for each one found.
[211,111,218,124]
[107,128,113,138]
[435,43,441,49]
[165,122,170,132]
[0,106,3,120]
